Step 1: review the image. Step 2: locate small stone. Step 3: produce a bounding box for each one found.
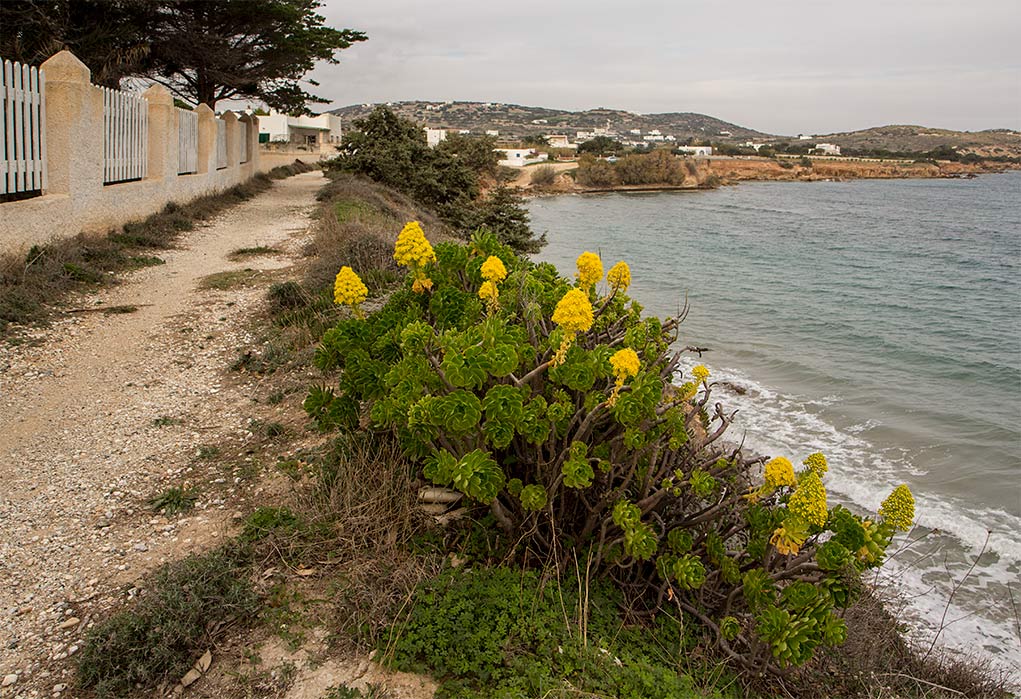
[2,674,17,687]
[133,543,148,552]
[57,617,80,629]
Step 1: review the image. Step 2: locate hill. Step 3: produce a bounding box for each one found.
[328,102,1021,158]
[328,101,770,142]
[808,125,1021,158]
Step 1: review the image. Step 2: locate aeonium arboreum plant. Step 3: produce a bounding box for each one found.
[305,222,917,676]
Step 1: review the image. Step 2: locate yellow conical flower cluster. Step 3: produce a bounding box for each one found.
[394,221,436,293]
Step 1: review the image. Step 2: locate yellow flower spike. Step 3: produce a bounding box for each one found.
[606,261,631,293]
[575,251,603,290]
[691,365,710,384]
[879,484,915,532]
[803,452,828,477]
[333,266,368,317]
[764,457,796,489]
[479,280,499,315]
[607,348,641,406]
[788,471,828,528]
[551,288,594,366]
[395,221,436,293]
[481,256,507,283]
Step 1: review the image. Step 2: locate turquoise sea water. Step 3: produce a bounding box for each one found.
[528,171,1021,670]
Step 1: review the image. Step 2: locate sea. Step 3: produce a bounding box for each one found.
[527,171,1021,673]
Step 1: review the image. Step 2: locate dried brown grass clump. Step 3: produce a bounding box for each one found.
[297,431,442,651]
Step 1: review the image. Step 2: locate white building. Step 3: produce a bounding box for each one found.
[643,134,665,142]
[814,143,841,155]
[798,134,813,141]
[257,110,342,149]
[545,134,576,149]
[676,145,713,156]
[742,141,767,151]
[425,128,448,148]
[485,129,500,137]
[496,148,548,167]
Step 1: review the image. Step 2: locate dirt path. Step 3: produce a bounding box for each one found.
[0,170,325,694]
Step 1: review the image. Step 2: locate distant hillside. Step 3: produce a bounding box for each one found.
[327,102,1021,158]
[328,101,770,142]
[812,125,1021,158]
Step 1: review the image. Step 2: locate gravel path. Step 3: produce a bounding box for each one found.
[0,170,325,695]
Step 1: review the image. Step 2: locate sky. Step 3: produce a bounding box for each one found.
[307,0,1021,136]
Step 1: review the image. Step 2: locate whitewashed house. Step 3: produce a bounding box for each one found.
[257,110,342,150]
[814,143,841,155]
[676,145,713,156]
[425,128,448,147]
[485,129,500,137]
[496,148,548,167]
[545,134,576,149]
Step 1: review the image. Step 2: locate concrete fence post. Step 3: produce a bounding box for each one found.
[222,111,238,177]
[195,103,215,174]
[39,51,100,200]
[250,115,260,173]
[142,83,175,183]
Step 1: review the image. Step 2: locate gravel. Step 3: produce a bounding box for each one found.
[0,171,325,696]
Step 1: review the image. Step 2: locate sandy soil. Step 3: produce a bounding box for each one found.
[0,171,326,696]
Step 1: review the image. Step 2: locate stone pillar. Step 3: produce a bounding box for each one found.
[239,113,259,175]
[142,84,175,182]
[40,51,101,200]
[195,104,215,174]
[222,111,239,178]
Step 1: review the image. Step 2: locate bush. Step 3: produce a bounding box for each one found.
[77,545,257,696]
[329,107,544,254]
[529,164,557,187]
[307,225,916,677]
[575,154,620,187]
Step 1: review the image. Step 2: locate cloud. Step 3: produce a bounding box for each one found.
[308,0,1021,133]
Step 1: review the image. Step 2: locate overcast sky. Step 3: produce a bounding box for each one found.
[308,0,1020,135]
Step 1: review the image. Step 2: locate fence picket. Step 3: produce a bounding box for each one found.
[177,108,198,174]
[216,119,227,169]
[101,82,148,185]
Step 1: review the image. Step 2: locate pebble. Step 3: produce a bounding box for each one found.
[2,674,17,687]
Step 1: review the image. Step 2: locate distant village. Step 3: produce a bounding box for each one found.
[251,103,846,169]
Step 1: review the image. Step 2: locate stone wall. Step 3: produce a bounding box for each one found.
[0,51,272,256]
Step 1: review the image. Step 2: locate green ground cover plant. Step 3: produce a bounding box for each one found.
[385,566,735,699]
[307,221,918,678]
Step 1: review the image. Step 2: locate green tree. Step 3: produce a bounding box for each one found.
[0,0,152,87]
[141,0,365,110]
[436,133,500,178]
[577,135,624,157]
[0,0,366,111]
[331,108,545,254]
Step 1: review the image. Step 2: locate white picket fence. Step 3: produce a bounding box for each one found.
[102,86,148,184]
[1,58,47,195]
[216,119,227,169]
[240,121,249,163]
[177,108,198,174]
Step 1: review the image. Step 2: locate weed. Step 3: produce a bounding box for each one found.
[263,421,287,438]
[230,245,280,259]
[275,458,303,480]
[196,444,221,460]
[325,685,393,699]
[77,544,258,696]
[242,506,303,542]
[100,304,139,315]
[126,255,166,268]
[267,280,309,313]
[267,389,287,405]
[152,415,182,427]
[148,486,198,515]
[199,268,264,290]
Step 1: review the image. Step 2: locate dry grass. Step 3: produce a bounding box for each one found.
[0,160,315,335]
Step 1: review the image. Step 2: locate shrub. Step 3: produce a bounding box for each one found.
[529,164,557,187]
[307,225,916,676]
[77,545,257,696]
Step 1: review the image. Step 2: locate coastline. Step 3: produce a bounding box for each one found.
[516,157,1019,197]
